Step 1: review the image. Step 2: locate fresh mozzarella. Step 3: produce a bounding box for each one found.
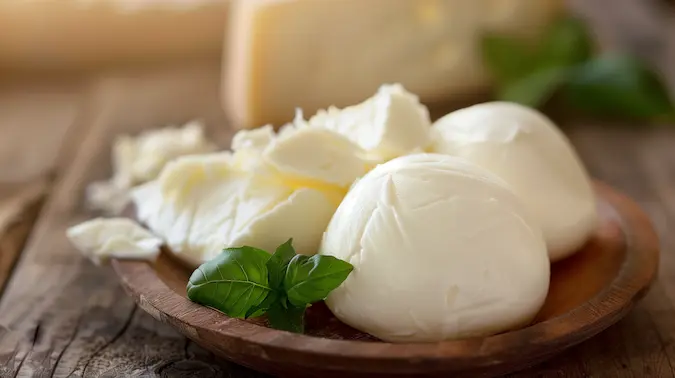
[431,102,598,261]
[132,153,338,267]
[321,154,549,342]
[263,126,370,188]
[306,84,432,161]
[86,121,216,215]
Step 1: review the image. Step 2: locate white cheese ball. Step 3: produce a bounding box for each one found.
[320,154,549,343]
[431,102,598,261]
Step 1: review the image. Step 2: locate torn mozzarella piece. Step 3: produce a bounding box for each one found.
[307,84,432,161]
[321,153,549,342]
[120,120,217,184]
[132,153,338,267]
[431,102,598,261]
[263,127,369,188]
[86,121,217,215]
[85,181,131,216]
[66,217,163,265]
[231,124,275,151]
[230,126,275,173]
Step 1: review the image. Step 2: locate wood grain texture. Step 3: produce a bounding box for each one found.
[0,61,266,378]
[0,197,44,297]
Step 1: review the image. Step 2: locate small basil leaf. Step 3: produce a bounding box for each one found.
[267,301,305,333]
[245,290,279,319]
[283,255,353,307]
[187,246,272,318]
[498,67,568,107]
[563,54,675,119]
[536,17,593,69]
[266,238,297,290]
[481,34,536,84]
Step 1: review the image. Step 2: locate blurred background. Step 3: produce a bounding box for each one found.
[0,0,673,219]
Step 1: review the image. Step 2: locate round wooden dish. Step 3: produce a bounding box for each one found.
[113,181,659,378]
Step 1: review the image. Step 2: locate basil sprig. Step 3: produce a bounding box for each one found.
[187,239,353,333]
[482,16,675,121]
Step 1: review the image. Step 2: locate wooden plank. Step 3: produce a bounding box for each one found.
[0,196,44,296]
[0,60,267,378]
[0,79,88,306]
[0,79,86,183]
[0,78,86,300]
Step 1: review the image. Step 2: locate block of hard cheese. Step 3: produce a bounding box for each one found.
[224,0,563,128]
[0,0,228,71]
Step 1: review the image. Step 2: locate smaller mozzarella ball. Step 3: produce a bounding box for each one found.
[321,154,549,342]
[431,102,598,261]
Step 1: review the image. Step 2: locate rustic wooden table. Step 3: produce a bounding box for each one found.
[0,1,674,377]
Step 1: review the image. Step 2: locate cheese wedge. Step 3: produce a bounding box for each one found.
[0,0,228,71]
[224,0,563,128]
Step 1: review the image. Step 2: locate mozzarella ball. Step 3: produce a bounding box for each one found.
[320,154,549,342]
[431,102,598,261]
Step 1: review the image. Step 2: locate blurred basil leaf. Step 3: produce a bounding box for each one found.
[563,54,675,119]
[537,17,593,69]
[481,35,536,84]
[498,67,568,107]
[481,15,675,121]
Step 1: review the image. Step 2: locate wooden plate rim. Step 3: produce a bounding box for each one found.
[112,181,659,370]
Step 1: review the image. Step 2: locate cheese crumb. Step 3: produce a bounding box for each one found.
[66,217,163,265]
[86,121,216,215]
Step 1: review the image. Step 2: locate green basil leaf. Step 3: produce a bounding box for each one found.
[563,54,675,119]
[536,17,593,69]
[283,255,353,307]
[187,246,272,318]
[266,301,305,333]
[481,34,536,84]
[245,290,279,319]
[266,238,297,290]
[498,67,568,107]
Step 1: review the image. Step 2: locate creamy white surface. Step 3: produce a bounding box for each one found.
[66,217,163,265]
[321,153,549,342]
[86,121,217,215]
[132,152,338,267]
[431,102,598,261]
[263,126,369,188]
[307,84,432,161]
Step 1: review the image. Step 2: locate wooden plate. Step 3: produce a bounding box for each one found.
[112,181,659,378]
